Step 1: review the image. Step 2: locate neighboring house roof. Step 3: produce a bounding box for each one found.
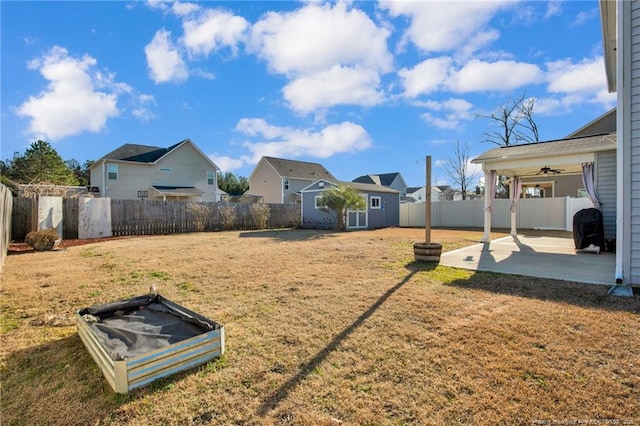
[352,172,401,186]
[92,139,219,170]
[257,156,337,181]
[406,186,422,194]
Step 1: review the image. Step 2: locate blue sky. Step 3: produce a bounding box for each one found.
[1,0,615,188]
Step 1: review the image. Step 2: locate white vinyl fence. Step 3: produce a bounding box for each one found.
[400,197,594,231]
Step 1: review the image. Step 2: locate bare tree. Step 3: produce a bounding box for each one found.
[442,140,480,200]
[477,92,539,146]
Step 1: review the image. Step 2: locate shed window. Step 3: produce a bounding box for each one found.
[370,196,381,209]
[315,195,326,209]
[107,164,118,180]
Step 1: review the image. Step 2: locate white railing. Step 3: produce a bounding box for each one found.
[401,197,594,230]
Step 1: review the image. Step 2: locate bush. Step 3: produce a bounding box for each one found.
[249,203,270,229]
[25,228,60,251]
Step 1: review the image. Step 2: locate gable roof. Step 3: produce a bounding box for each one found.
[353,172,401,186]
[97,142,182,163]
[566,108,616,138]
[300,179,399,194]
[472,133,616,164]
[259,156,337,181]
[92,139,219,170]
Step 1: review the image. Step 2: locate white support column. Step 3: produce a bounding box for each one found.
[510,210,517,236]
[481,166,491,242]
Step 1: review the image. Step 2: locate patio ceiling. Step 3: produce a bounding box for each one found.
[472,134,616,178]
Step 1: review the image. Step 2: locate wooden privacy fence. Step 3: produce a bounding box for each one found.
[11,198,301,240]
[1,184,12,272]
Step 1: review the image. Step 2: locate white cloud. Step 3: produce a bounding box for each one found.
[419,98,474,130]
[172,1,199,16]
[546,57,607,94]
[448,59,543,93]
[16,46,120,140]
[132,94,157,122]
[181,8,249,57]
[398,57,452,97]
[145,28,188,83]
[210,154,246,172]
[249,2,392,76]
[533,56,616,114]
[381,1,510,54]
[283,65,384,113]
[235,118,372,162]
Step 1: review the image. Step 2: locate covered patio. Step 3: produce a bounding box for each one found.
[471,133,616,242]
[439,232,615,285]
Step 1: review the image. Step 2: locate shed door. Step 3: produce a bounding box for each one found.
[347,195,368,229]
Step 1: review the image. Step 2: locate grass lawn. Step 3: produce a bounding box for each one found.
[1,227,639,425]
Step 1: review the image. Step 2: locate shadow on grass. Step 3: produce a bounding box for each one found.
[444,269,640,313]
[257,261,438,416]
[239,228,340,241]
[2,330,210,424]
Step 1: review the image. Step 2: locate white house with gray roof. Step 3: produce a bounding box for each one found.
[89,139,220,201]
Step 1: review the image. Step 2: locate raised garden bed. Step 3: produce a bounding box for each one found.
[76,293,224,393]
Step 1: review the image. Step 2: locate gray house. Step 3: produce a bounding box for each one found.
[300,180,400,230]
[248,156,337,204]
[600,0,640,286]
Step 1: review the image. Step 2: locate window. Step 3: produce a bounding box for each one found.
[107,164,118,180]
[283,179,289,190]
[370,196,381,209]
[207,171,215,185]
[315,195,326,209]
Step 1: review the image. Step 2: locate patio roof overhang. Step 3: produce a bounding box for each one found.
[472,133,616,177]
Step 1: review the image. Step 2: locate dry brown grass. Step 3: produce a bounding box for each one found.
[1,227,638,425]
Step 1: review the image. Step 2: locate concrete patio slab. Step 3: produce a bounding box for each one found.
[439,235,616,285]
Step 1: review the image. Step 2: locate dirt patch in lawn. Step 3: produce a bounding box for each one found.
[1,227,638,425]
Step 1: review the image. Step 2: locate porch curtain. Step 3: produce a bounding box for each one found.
[581,162,601,210]
[484,170,497,213]
[509,176,522,213]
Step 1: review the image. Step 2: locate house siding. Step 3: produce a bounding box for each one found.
[249,161,283,203]
[629,0,640,283]
[300,182,400,229]
[367,192,400,228]
[617,1,640,284]
[90,143,218,201]
[596,150,617,239]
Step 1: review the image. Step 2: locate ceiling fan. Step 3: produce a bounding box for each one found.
[531,166,564,175]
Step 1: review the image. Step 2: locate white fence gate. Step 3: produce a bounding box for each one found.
[400,197,594,230]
